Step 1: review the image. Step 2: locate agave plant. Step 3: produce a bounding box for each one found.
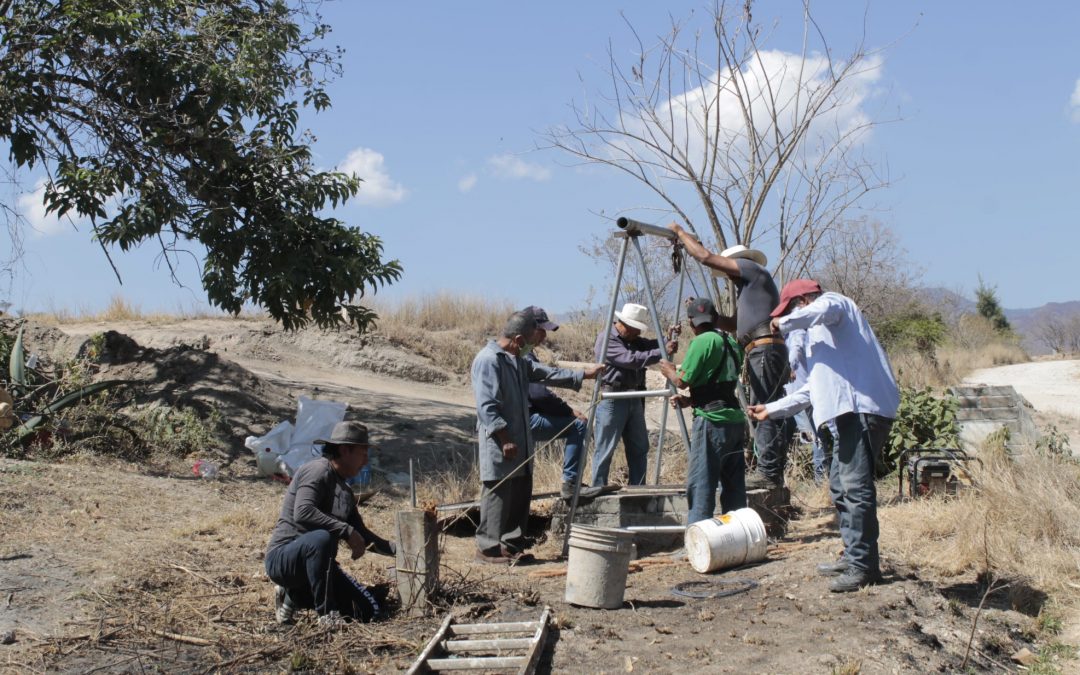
[2,324,128,449]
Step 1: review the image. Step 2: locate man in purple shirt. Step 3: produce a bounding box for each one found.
[591,302,678,486]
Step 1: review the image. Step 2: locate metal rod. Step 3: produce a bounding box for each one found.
[623,525,687,533]
[409,458,416,508]
[600,389,673,400]
[653,260,687,484]
[617,217,698,241]
[561,234,631,559]
[630,235,693,483]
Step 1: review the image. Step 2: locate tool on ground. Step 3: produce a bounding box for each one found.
[406,606,551,674]
[897,448,981,499]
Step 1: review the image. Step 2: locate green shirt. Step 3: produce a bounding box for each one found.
[678,330,745,423]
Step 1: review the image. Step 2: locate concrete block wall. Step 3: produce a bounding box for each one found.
[949,384,1037,450]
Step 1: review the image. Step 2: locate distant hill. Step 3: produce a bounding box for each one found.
[920,287,1080,355]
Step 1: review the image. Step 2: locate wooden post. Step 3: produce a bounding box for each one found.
[395,508,439,616]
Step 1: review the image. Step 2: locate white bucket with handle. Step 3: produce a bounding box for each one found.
[565,525,635,609]
[684,507,768,573]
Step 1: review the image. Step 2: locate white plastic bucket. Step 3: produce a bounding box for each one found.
[684,508,768,574]
[565,525,635,609]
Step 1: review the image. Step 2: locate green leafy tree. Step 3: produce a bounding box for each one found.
[975,277,1011,334]
[0,0,401,330]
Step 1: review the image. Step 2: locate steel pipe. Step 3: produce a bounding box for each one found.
[617,217,677,240]
[600,389,673,400]
[623,525,687,533]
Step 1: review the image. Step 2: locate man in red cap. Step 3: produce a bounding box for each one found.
[748,280,899,593]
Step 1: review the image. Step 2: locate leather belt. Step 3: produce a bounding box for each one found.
[743,336,786,352]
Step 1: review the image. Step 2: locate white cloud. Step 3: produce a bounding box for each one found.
[16,179,78,237]
[620,50,883,181]
[1070,78,1080,122]
[487,153,552,181]
[458,173,478,193]
[338,147,407,206]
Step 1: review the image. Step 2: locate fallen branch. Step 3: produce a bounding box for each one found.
[146,628,214,647]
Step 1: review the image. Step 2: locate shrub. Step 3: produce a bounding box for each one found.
[884,387,959,475]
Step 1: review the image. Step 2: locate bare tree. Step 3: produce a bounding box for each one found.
[544,0,892,286]
[1034,312,1080,355]
[813,218,918,325]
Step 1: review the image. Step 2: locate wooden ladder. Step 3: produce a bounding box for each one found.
[406,606,552,674]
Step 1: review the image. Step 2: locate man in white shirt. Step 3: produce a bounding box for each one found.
[748,279,899,592]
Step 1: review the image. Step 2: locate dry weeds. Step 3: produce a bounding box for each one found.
[880,441,1080,608]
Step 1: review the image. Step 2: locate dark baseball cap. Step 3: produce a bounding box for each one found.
[686,297,718,326]
[523,306,559,331]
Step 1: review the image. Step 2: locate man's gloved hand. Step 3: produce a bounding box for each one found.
[370,537,396,557]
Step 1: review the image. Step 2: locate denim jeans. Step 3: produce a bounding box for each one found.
[686,416,747,524]
[591,398,650,486]
[530,413,587,484]
[265,530,384,620]
[829,412,892,575]
[746,342,793,480]
[793,408,826,481]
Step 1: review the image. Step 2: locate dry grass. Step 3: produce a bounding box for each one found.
[372,293,515,375]
[879,441,1080,607]
[890,340,1029,389]
[25,294,227,325]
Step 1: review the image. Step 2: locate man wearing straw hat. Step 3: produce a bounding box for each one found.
[668,223,793,492]
[472,310,604,564]
[748,279,899,592]
[591,302,679,487]
[265,421,396,628]
[659,297,747,523]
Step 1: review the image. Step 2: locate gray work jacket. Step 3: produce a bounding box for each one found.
[471,340,583,482]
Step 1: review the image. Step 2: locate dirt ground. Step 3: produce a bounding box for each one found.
[2,318,1078,673]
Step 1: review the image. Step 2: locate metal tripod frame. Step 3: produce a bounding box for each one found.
[560,218,722,557]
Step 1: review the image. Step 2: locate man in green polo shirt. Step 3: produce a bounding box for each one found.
[659,297,747,523]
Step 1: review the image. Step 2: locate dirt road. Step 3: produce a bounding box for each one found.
[967,359,1080,451]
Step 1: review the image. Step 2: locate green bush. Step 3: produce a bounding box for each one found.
[883,386,960,475]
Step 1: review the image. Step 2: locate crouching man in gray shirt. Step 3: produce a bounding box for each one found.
[265,421,395,628]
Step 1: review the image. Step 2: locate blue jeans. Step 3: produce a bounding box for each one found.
[746,343,793,481]
[829,413,892,575]
[686,416,747,524]
[530,413,587,484]
[793,409,826,480]
[264,530,384,620]
[591,398,649,486]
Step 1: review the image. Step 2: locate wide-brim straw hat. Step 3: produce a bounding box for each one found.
[614,303,650,332]
[720,244,767,267]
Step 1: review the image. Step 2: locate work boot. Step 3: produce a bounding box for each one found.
[744,472,783,491]
[816,558,850,577]
[475,549,511,565]
[274,585,296,625]
[829,568,878,593]
[561,482,606,501]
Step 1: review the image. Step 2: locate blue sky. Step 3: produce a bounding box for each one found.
[6,1,1080,317]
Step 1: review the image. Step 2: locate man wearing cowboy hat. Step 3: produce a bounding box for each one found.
[747,279,899,592]
[265,421,395,627]
[472,310,604,564]
[668,223,793,491]
[591,302,679,487]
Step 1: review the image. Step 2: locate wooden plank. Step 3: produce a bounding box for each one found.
[405,613,454,675]
[519,607,551,675]
[442,638,533,652]
[450,621,539,635]
[426,656,526,670]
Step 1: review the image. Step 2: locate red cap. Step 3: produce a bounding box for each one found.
[771,279,823,317]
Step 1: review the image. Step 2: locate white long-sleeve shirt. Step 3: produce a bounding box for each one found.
[765,292,900,428]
